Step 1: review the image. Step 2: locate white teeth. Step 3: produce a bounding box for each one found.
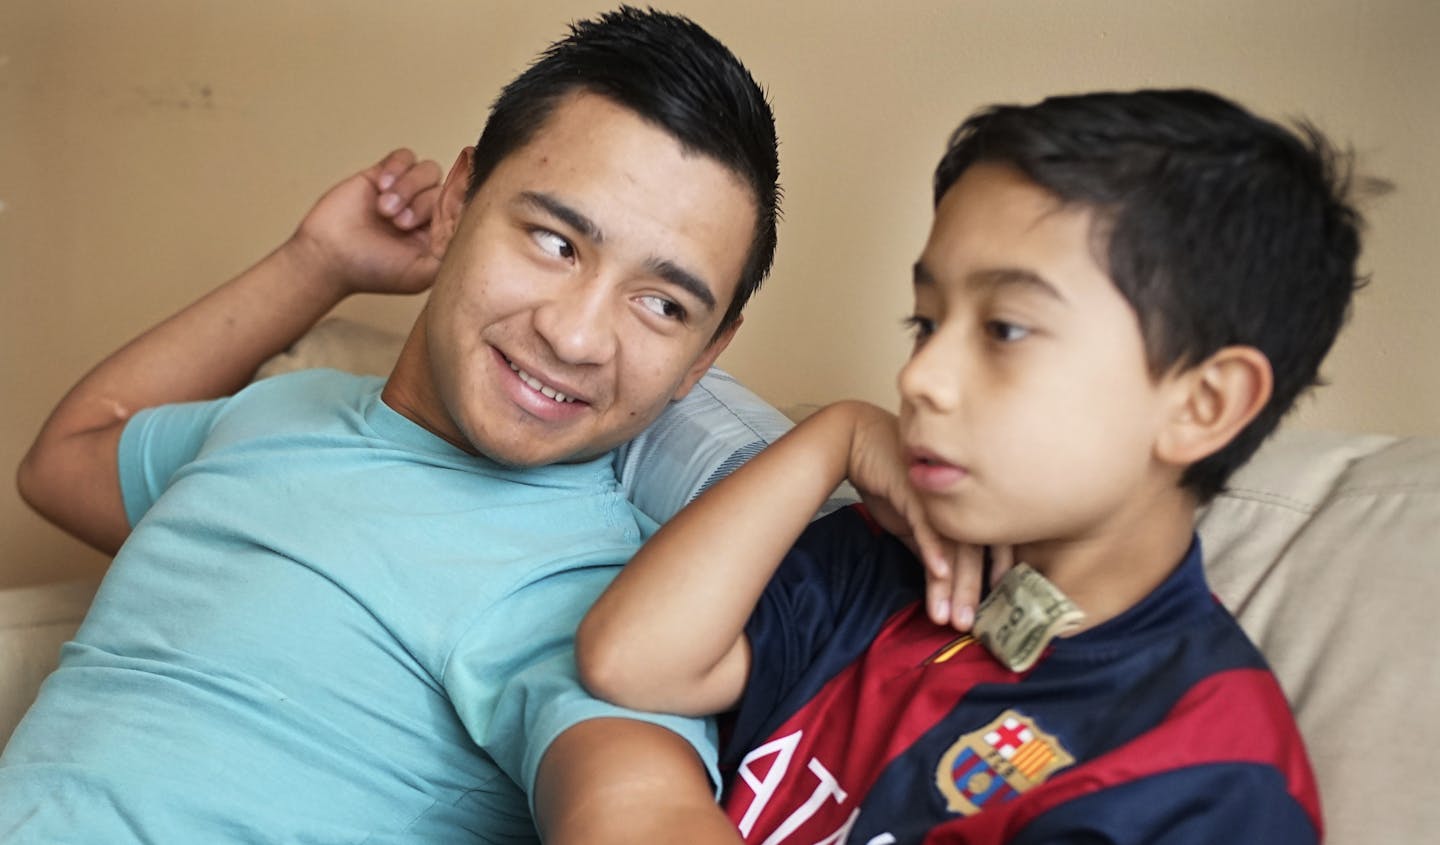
[508,359,576,403]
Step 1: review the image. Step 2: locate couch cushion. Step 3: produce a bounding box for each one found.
[0,579,99,746]
[1199,430,1440,844]
[255,316,404,380]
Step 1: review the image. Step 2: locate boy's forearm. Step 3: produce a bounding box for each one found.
[578,401,869,715]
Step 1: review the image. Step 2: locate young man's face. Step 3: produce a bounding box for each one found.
[898,162,1182,552]
[410,92,756,466]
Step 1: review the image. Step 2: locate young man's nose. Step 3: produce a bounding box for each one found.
[533,278,619,366]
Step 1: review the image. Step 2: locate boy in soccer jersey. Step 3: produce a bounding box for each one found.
[577,88,1368,842]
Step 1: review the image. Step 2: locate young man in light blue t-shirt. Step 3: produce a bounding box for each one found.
[6,9,782,842]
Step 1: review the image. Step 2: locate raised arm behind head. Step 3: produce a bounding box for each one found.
[17,150,441,554]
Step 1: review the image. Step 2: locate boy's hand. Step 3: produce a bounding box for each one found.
[289,148,444,297]
[842,403,994,631]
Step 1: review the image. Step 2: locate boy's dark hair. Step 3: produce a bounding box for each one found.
[934,88,1374,501]
[467,6,780,335]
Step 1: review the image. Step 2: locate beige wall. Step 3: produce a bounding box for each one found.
[3,0,1437,588]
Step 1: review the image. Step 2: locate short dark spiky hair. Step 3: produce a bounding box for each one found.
[467,6,780,335]
[933,89,1377,501]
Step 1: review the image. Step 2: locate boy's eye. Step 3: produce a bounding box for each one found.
[638,295,687,322]
[986,320,1031,343]
[902,315,936,344]
[532,229,575,260]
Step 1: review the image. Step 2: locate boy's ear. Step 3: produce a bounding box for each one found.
[1156,345,1273,466]
[428,146,476,259]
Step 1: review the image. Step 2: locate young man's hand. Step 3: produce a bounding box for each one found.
[288,148,443,298]
[840,402,1001,631]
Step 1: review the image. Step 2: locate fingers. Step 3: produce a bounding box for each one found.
[923,557,954,628]
[368,148,416,191]
[371,149,444,231]
[910,519,955,625]
[924,543,982,632]
[989,544,1016,587]
[399,182,441,231]
[948,544,985,631]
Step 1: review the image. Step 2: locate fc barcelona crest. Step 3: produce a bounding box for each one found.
[935,710,1075,815]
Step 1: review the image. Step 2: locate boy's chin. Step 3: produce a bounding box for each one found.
[931,518,1036,558]
[924,507,997,545]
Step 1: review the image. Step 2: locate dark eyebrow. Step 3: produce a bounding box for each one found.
[970,267,1067,304]
[913,260,1066,305]
[517,191,604,244]
[647,258,718,314]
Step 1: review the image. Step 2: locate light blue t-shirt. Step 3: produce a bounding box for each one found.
[0,369,716,842]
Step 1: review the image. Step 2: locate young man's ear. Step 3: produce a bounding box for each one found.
[1156,345,1273,466]
[428,146,476,259]
[671,316,743,401]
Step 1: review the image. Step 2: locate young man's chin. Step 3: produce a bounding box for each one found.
[472,432,609,469]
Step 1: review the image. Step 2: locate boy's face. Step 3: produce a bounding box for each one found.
[407,92,755,466]
[899,162,1184,550]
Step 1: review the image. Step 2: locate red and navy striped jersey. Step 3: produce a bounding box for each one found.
[721,506,1321,844]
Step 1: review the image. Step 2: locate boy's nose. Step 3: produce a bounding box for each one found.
[898,338,962,413]
[533,277,618,366]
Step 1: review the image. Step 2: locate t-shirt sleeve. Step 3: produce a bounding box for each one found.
[116,398,230,527]
[444,563,721,815]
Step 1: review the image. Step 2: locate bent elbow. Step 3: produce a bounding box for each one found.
[16,444,51,518]
[14,425,130,556]
[574,616,644,708]
[576,616,735,718]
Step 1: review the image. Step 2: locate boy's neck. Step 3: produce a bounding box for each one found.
[1013,488,1200,635]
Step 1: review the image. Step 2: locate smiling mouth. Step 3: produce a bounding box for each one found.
[506,358,580,404]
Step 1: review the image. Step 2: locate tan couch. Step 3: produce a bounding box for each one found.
[3,319,1435,843]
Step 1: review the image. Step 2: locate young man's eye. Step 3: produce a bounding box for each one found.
[531,229,575,260]
[902,315,935,344]
[638,295,687,322]
[985,320,1031,342]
